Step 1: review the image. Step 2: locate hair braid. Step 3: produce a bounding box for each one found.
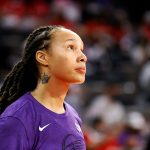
[0,25,64,113]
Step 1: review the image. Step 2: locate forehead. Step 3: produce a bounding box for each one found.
[52,28,83,45]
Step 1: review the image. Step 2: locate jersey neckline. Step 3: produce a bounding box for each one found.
[27,92,69,119]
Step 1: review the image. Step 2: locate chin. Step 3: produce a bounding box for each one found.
[76,81,85,84]
[73,78,85,84]
[67,75,85,84]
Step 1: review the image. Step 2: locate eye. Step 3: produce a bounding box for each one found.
[67,45,74,51]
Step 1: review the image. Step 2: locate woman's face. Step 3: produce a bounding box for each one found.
[47,28,87,84]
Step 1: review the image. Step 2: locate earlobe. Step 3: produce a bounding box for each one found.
[36,50,49,66]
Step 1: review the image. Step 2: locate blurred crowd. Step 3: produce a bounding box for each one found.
[0,0,150,149]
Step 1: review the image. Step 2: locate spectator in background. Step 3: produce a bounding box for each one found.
[84,116,122,150]
[118,111,147,150]
[85,81,125,128]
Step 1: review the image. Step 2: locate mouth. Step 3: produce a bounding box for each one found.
[75,67,86,74]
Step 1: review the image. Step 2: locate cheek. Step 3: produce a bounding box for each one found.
[50,57,73,74]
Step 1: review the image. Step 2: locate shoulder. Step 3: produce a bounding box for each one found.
[0,116,27,134]
[65,102,82,124]
[1,92,37,127]
[0,116,29,149]
[0,92,39,148]
[65,102,78,115]
[1,93,31,113]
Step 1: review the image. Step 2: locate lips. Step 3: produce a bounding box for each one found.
[75,67,86,74]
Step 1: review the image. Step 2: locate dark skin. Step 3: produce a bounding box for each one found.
[31,28,87,114]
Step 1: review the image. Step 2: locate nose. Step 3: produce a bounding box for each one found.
[78,51,87,63]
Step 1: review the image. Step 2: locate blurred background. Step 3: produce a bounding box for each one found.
[0,0,150,149]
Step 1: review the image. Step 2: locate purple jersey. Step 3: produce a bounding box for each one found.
[0,92,86,150]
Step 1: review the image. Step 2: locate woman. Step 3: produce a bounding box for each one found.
[0,25,87,149]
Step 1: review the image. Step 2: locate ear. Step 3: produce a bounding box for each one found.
[35,50,49,66]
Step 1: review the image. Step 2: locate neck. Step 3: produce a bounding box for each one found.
[31,77,70,114]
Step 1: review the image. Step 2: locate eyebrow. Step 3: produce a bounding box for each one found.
[65,38,75,42]
[65,38,84,47]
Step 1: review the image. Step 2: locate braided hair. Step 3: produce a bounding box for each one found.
[0,25,64,113]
